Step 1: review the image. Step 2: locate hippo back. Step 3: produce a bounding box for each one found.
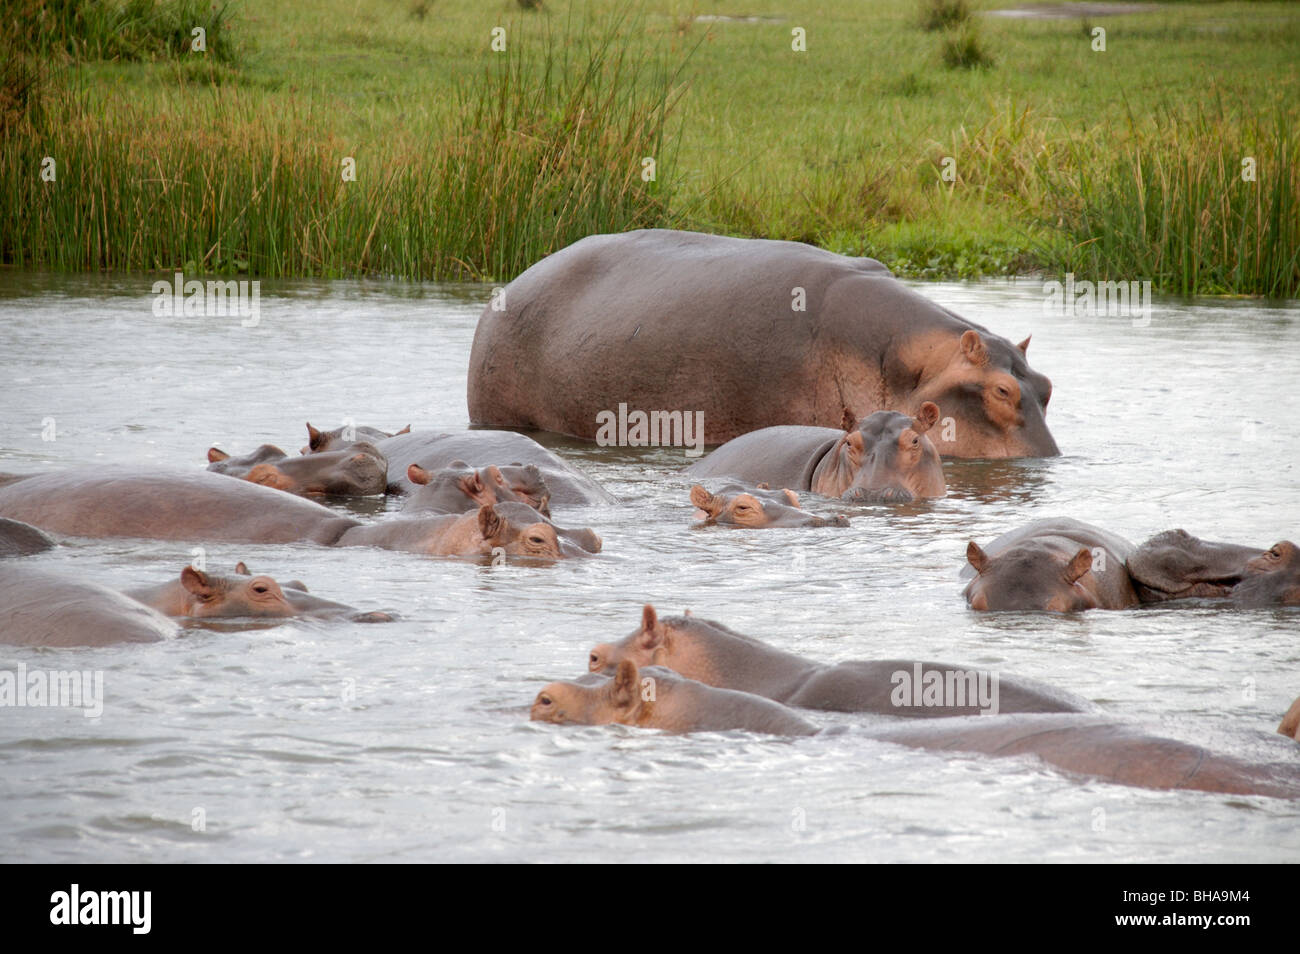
[684,426,841,491]
[0,564,178,647]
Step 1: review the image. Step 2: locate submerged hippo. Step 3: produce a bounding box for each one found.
[533,662,1300,796]
[686,404,946,502]
[402,462,550,517]
[588,605,1090,716]
[963,518,1139,611]
[1128,530,1300,607]
[302,422,410,454]
[304,426,613,506]
[0,470,595,562]
[0,564,179,647]
[0,517,54,558]
[124,565,393,622]
[207,443,389,497]
[340,503,595,560]
[468,229,1058,457]
[531,661,820,736]
[689,484,850,529]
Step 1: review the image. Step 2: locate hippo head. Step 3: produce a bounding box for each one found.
[964,539,1099,612]
[531,660,643,727]
[245,442,388,496]
[477,504,597,560]
[1234,541,1300,607]
[588,604,687,674]
[815,404,946,502]
[302,421,410,454]
[689,484,850,528]
[489,501,601,555]
[178,566,312,619]
[1127,531,1300,606]
[498,462,551,517]
[206,444,287,476]
[408,461,521,511]
[914,330,1058,458]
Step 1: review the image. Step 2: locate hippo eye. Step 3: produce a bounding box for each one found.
[529,534,547,546]
[911,436,919,446]
[538,695,553,707]
[995,385,1011,400]
[589,653,600,666]
[252,584,270,594]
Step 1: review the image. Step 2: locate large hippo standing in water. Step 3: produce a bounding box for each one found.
[686,405,946,502]
[468,230,1059,457]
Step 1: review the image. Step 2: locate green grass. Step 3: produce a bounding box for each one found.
[2,0,1299,294]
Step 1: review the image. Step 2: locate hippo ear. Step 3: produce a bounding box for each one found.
[234,561,251,576]
[966,541,990,574]
[689,485,720,516]
[1017,335,1031,355]
[959,330,988,366]
[207,447,230,463]
[756,482,770,490]
[477,504,505,543]
[394,424,411,435]
[181,566,217,598]
[407,464,432,486]
[305,423,323,450]
[1064,548,1093,584]
[611,659,640,711]
[458,471,489,503]
[913,402,940,433]
[638,604,665,650]
[1278,696,1300,741]
[840,407,858,433]
[486,465,508,487]
[782,489,800,507]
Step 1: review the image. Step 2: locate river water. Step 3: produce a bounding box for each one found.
[0,270,1297,863]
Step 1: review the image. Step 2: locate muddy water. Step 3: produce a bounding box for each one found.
[0,271,1297,862]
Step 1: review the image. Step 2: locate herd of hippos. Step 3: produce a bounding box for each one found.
[3,230,1298,799]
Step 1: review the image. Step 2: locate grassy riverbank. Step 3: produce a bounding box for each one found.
[2,0,1298,294]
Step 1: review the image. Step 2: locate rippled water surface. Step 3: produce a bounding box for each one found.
[1,271,1298,862]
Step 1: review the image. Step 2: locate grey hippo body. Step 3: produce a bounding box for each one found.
[468,229,1058,458]
[0,563,179,647]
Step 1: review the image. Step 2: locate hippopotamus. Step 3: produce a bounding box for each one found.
[0,469,596,562]
[301,422,410,454]
[533,663,1300,796]
[0,564,179,647]
[531,661,820,736]
[685,405,946,502]
[866,713,1300,798]
[402,462,550,516]
[0,517,54,557]
[468,229,1059,457]
[1127,530,1300,607]
[1281,698,1300,741]
[207,443,389,497]
[963,518,1140,611]
[587,605,1091,716]
[303,427,614,506]
[339,503,596,559]
[123,565,393,622]
[689,484,850,529]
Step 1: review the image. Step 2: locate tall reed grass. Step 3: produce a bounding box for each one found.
[0,12,687,280]
[1046,100,1299,297]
